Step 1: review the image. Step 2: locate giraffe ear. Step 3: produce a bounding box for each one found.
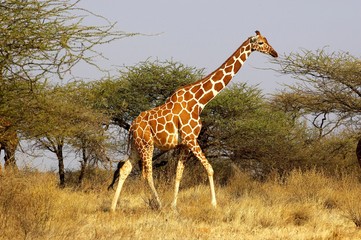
[250,36,258,43]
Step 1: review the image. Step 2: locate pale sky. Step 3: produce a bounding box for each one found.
[76,0,361,94]
[14,0,361,170]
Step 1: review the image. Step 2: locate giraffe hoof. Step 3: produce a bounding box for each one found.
[148,198,162,210]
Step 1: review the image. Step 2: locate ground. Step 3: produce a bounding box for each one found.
[1,169,361,239]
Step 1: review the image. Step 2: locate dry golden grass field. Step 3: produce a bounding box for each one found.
[1,168,361,240]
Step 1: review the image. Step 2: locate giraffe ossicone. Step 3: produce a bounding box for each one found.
[110,30,278,211]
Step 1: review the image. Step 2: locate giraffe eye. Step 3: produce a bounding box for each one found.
[259,42,264,45]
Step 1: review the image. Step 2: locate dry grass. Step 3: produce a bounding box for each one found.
[1,168,361,239]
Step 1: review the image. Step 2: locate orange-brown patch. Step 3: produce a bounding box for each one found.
[165,111,173,120]
[199,91,214,105]
[193,125,201,136]
[225,65,233,73]
[188,99,197,108]
[223,74,232,85]
[158,117,167,125]
[182,125,192,134]
[213,70,224,80]
[157,124,164,132]
[225,58,235,66]
[189,119,199,129]
[184,91,192,100]
[156,131,168,143]
[234,60,241,72]
[165,122,174,133]
[172,103,182,113]
[142,127,152,143]
[179,110,191,124]
[214,82,224,92]
[165,101,173,110]
[149,119,157,129]
[181,101,187,109]
[178,95,184,102]
[133,128,143,138]
[195,89,204,100]
[240,53,246,62]
[203,80,213,91]
[191,111,199,119]
[169,93,178,102]
[190,84,201,94]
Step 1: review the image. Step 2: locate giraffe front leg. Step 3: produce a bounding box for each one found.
[110,160,132,212]
[203,161,217,207]
[186,139,217,208]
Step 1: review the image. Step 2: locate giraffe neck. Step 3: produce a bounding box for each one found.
[194,38,252,110]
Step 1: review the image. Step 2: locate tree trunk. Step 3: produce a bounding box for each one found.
[4,145,18,171]
[56,143,65,188]
[356,138,361,168]
[78,146,88,185]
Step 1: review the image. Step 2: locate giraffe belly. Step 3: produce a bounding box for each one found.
[153,132,179,150]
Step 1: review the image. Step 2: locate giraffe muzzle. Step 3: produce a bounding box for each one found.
[270,48,278,58]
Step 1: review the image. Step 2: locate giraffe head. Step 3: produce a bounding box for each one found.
[249,30,278,58]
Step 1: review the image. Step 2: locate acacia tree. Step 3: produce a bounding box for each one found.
[0,0,133,134]
[0,0,134,171]
[0,0,130,85]
[67,81,112,185]
[199,83,307,176]
[272,49,361,137]
[272,49,361,167]
[28,82,109,187]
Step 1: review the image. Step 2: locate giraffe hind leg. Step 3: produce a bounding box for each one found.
[108,161,125,190]
[141,149,162,210]
[110,160,132,212]
[172,147,190,209]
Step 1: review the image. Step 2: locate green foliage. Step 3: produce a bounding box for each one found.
[269,49,361,171]
[272,49,361,137]
[92,60,204,128]
[0,0,129,82]
[0,0,132,178]
[202,83,306,173]
[15,82,107,141]
[0,0,133,134]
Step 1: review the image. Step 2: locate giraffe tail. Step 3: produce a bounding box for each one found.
[108,161,125,190]
[108,126,134,191]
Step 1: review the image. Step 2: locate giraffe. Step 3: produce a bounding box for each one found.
[0,118,19,174]
[110,30,278,211]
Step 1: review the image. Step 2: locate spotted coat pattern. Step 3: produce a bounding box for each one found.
[111,31,278,211]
